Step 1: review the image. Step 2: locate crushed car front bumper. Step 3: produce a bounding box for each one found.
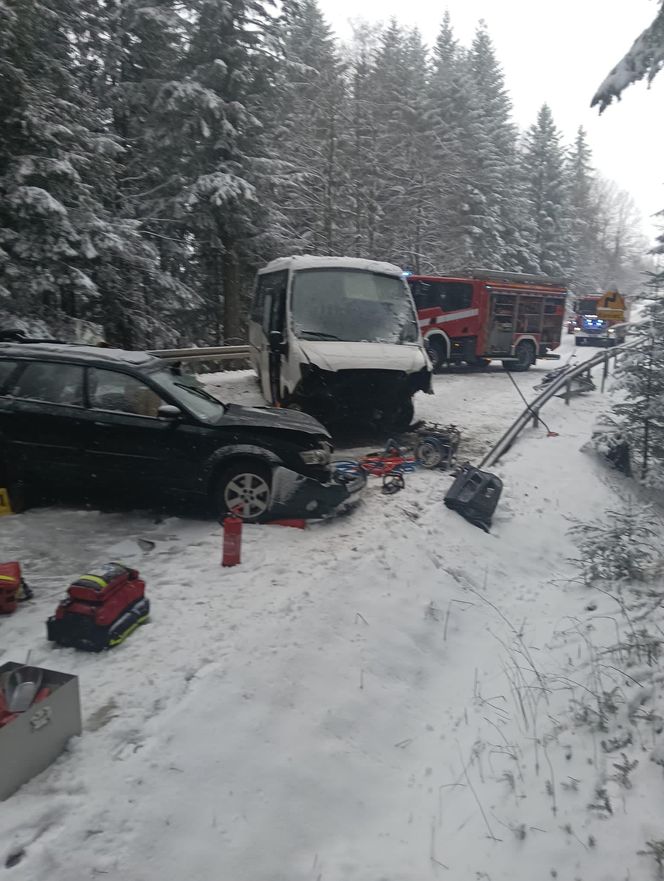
[269,464,366,520]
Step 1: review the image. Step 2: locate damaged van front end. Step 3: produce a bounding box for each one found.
[248,256,433,430]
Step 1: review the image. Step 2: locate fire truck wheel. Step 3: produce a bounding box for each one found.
[214,460,272,522]
[503,341,535,372]
[426,338,447,372]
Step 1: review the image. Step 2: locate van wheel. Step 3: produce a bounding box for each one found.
[503,341,535,372]
[214,461,272,522]
[426,338,447,373]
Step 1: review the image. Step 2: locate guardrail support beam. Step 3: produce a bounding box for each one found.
[601,352,609,393]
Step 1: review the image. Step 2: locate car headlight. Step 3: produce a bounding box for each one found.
[608,328,616,335]
[300,447,331,466]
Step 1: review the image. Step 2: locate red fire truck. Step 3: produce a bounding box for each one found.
[407,270,568,371]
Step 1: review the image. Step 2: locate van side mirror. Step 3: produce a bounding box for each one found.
[269,330,286,354]
[157,404,182,420]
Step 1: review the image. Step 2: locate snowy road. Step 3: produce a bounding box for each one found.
[3,340,653,881]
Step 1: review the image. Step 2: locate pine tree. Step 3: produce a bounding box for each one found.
[592,1,664,113]
[0,0,176,345]
[270,0,346,255]
[366,22,439,267]
[520,104,571,277]
[613,293,664,484]
[592,2,663,286]
[339,22,381,258]
[144,0,280,344]
[469,22,538,272]
[427,13,472,268]
[566,126,603,292]
[398,28,445,271]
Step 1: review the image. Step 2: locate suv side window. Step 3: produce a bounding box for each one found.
[11,362,85,406]
[88,368,167,417]
[0,360,19,393]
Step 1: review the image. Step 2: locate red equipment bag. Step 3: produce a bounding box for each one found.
[68,562,138,602]
[47,562,149,652]
[0,562,22,615]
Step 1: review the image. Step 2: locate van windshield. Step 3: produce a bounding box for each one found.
[291,269,419,344]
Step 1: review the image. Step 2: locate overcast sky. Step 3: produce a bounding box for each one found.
[319,0,664,244]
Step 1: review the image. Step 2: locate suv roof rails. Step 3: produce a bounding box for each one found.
[0,330,77,345]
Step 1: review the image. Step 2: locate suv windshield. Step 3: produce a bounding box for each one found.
[152,370,225,422]
[291,269,419,344]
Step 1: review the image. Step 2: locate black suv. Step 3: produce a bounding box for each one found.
[0,342,364,520]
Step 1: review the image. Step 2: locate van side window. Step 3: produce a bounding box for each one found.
[0,360,18,393]
[252,271,288,331]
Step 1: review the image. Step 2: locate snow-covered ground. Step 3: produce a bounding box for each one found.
[2,341,661,881]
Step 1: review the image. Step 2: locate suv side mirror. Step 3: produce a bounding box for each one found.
[157,404,182,420]
[269,330,286,354]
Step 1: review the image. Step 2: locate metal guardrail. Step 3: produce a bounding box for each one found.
[479,333,648,469]
[149,345,251,363]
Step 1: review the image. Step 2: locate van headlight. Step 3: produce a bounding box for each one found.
[300,446,331,465]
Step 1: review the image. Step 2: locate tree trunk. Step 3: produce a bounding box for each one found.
[222,248,242,345]
[323,100,337,255]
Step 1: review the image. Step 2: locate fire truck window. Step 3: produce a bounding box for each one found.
[410,282,436,310]
[443,283,473,311]
[517,297,543,333]
[411,282,472,311]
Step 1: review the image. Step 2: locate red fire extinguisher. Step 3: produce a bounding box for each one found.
[222,514,243,567]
